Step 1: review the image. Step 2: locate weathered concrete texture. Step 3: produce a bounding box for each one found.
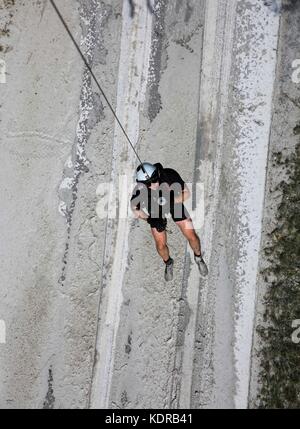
[52,0,123,409]
[104,0,206,409]
[0,0,294,409]
[0,0,82,408]
[90,0,157,408]
[0,0,122,408]
[249,0,300,408]
[190,0,280,409]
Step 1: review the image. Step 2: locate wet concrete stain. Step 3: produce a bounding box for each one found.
[127,0,155,18]
[125,333,132,355]
[147,0,199,121]
[148,0,168,122]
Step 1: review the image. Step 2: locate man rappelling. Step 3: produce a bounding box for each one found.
[49,3,207,284]
[131,163,208,281]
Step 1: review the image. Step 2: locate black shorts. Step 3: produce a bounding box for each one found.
[170,203,190,223]
[147,204,189,232]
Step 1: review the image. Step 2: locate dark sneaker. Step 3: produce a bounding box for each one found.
[164,258,174,282]
[194,255,208,277]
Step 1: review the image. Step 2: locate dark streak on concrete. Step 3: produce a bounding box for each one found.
[184,0,193,23]
[263,0,299,13]
[127,0,155,17]
[173,22,202,54]
[125,333,132,355]
[147,0,168,122]
[128,0,135,18]
[43,367,55,409]
[58,0,111,287]
[121,390,129,407]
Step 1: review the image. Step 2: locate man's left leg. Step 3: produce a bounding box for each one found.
[175,218,202,256]
[176,218,208,277]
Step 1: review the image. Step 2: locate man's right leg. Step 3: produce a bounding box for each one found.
[150,226,174,281]
[151,227,170,262]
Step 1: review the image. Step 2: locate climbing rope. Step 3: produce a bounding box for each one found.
[49,0,146,172]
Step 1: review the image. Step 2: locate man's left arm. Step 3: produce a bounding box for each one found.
[174,183,191,204]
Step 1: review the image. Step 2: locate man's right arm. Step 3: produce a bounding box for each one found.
[130,187,149,220]
[133,210,149,220]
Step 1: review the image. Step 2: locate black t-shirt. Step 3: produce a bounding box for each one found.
[131,164,186,219]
